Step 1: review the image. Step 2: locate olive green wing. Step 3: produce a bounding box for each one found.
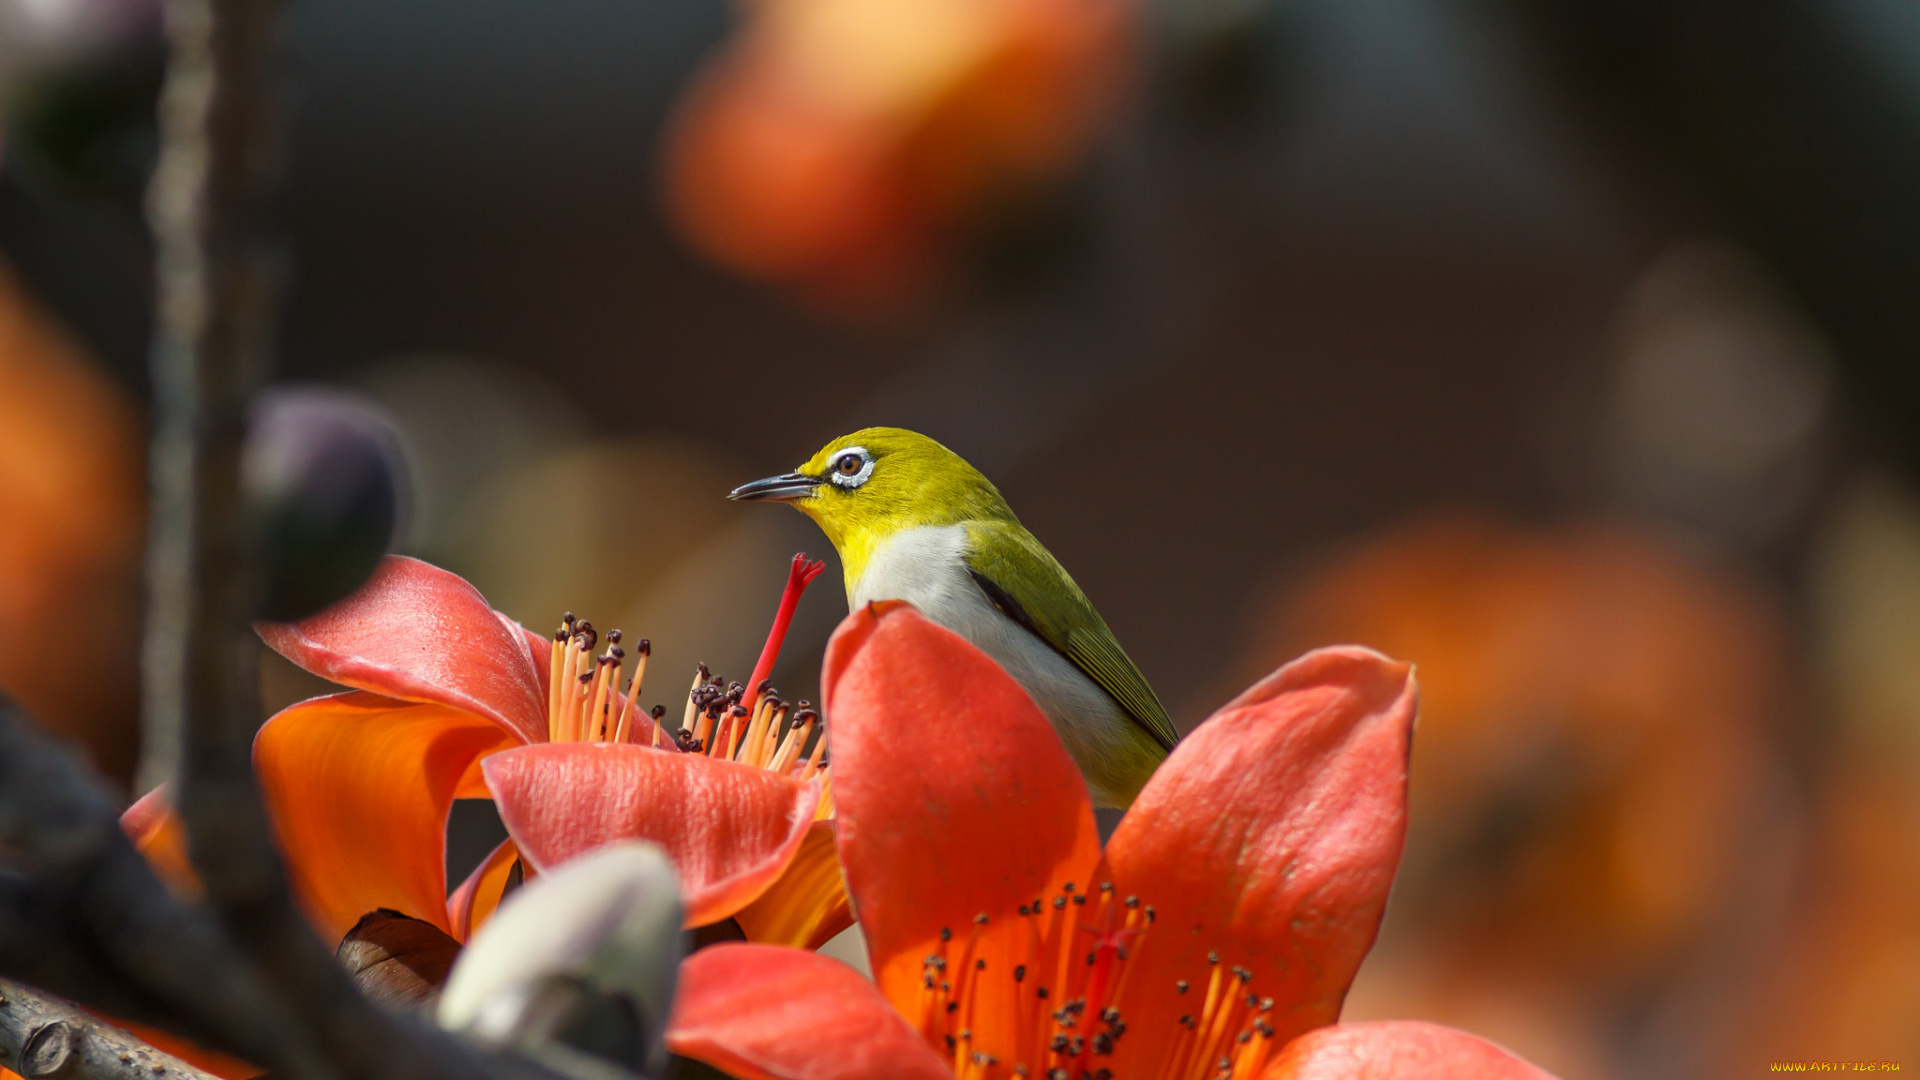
[963,523,1179,752]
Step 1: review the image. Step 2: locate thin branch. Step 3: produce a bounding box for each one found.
[0,979,220,1080]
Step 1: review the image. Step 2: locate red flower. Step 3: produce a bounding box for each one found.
[126,554,850,952]
[664,602,1558,1079]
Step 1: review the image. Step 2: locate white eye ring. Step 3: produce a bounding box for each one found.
[827,447,874,489]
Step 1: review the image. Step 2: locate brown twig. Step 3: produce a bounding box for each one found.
[0,979,220,1080]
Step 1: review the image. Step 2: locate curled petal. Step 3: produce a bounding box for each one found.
[732,820,854,950]
[256,555,547,745]
[447,836,522,943]
[1262,1021,1561,1079]
[483,743,819,928]
[823,602,1101,1041]
[1106,646,1417,1068]
[666,943,953,1080]
[122,785,197,896]
[256,691,517,942]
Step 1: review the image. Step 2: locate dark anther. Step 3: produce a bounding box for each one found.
[947,1001,959,1013]
[1072,895,1086,906]
[1207,951,1220,964]
[607,629,622,644]
[1049,1035,1070,1053]
[1092,1033,1113,1055]
[1145,906,1156,923]
[945,1035,957,1050]
[1062,883,1074,893]
[1100,1007,1119,1025]
[1176,980,1189,994]
[940,927,953,942]
[1086,952,1097,966]
[1178,1014,1192,1027]
[976,959,986,971]
[638,638,651,655]
[1098,882,1113,893]
[1259,997,1274,1011]
[974,912,990,925]
[1018,904,1031,916]
[1236,1031,1252,1045]
[651,705,667,719]
[1053,896,1067,910]
[1036,987,1049,1000]
[1014,965,1026,982]
[1124,895,1139,908]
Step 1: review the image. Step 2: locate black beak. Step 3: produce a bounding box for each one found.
[728,471,821,502]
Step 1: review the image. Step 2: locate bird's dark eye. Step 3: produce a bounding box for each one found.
[836,453,863,476]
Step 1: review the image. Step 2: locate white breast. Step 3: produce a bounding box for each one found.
[850,524,1137,806]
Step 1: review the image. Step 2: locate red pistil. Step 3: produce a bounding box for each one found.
[743,553,827,720]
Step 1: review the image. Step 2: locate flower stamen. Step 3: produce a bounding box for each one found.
[902,882,1280,1080]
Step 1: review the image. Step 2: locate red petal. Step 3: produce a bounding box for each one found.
[823,602,1100,1044]
[482,742,819,927]
[255,691,518,942]
[512,617,553,706]
[256,555,547,745]
[1105,646,1417,1069]
[1262,1021,1560,1079]
[666,943,952,1080]
[732,820,854,950]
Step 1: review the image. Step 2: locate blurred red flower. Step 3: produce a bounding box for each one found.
[662,0,1132,311]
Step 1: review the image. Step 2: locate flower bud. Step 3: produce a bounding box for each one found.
[245,386,409,621]
[438,842,685,1075]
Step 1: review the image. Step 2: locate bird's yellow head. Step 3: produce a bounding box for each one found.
[729,427,1014,580]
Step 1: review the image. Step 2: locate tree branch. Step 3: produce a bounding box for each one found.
[0,979,220,1080]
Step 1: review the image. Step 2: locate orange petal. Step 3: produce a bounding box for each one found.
[1105,646,1417,1071]
[482,742,820,927]
[732,820,854,950]
[1262,1021,1560,1080]
[255,691,518,943]
[822,601,1101,1041]
[447,836,522,943]
[666,943,952,1080]
[121,785,198,897]
[256,555,547,745]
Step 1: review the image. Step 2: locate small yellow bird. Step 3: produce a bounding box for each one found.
[729,427,1176,807]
